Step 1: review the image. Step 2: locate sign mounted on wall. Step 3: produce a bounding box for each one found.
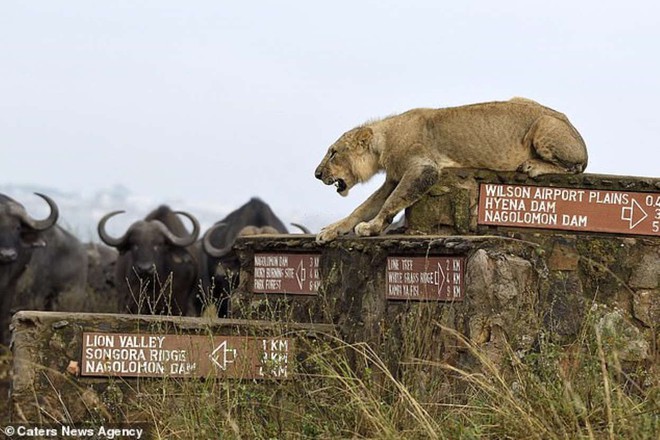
[478,183,660,236]
[81,332,292,379]
[252,253,321,295]
[386,256,465,301]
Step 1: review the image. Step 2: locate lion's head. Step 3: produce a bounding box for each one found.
[314,126,380,197]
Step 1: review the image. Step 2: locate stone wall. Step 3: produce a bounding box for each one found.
[231,171,659,384]
[9,312,332,423]
[7,171,659,423]
[406,169,660,236]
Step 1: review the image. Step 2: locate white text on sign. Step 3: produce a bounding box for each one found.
[478,184,660,236]
[386,257,464,301]
[253,253,321,294]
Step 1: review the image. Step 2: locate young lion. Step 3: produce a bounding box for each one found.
[314,97,588,243]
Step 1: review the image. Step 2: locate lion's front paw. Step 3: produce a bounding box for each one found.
[354,220,383,237]
[317,220,352,244]
[316,227,340,244]
[317,218,360,243]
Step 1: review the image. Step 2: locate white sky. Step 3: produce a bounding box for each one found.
[2,1,659,232]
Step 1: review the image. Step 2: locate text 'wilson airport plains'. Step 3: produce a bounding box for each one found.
[478,183,660,236]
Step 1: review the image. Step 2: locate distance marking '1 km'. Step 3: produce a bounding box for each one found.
[253,253,320,295]
[386,256,465,301]
[478,183,660,236]
[81,332,292,379]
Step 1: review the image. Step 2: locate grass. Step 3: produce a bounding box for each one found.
[121,304,658,439]
[0,346,10,423]
[3,269,657,438]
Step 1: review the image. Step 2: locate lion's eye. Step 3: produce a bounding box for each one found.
[329,150,336,159]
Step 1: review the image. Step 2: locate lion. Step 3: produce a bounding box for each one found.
[314,97,588,243]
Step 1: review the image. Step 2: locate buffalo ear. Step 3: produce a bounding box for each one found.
[21,231,47,248]
[355,127,374,150]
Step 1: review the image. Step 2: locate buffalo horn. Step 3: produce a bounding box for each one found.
[12,193,59,231]
[156,211,200,247]
[97,211,129,247]
[290,222,311,234]
[202,222,233,258]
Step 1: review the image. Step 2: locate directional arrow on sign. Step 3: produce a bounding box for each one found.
[295,260,306,290]
[210,340,237,371]
[436,262,446,295]
[621,199,648,229]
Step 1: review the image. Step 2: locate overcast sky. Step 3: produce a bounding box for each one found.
[2,1,659,233]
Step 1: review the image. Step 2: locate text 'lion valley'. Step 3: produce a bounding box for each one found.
[478,183,660,236]
[80,332,293,379]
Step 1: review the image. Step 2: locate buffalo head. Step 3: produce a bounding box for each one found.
[1,193,88,346]
[0,193,59,264]
[98,210,199,276]
[97,208,200,315]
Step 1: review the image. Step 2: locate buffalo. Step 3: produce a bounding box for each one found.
[83,242,120,312]
[198,197,310,317]
[0,193,87,345]
[97,205,200,316]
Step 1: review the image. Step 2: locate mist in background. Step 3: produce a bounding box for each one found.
[2,1,659,241]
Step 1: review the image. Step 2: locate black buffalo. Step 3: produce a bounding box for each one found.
[84,242,120,312]
[97,205,200,316]
[199,197,309,317]
[0,193,87,345]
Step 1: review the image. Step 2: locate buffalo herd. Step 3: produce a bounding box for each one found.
[0,193,309,346]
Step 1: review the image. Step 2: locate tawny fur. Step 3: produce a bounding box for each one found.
[314,97,588,243]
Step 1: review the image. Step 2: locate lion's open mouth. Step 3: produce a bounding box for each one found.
[334,179,347,194]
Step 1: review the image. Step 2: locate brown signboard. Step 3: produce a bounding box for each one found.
[81,332,292,379]
[253,253,320,295]
[478,183,660,236]
[386,256,465,301]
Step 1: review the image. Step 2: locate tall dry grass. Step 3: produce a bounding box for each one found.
[3,270,656,438]
[128,303,657,439]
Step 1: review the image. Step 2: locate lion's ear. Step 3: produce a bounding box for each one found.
[355,127,374,150]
